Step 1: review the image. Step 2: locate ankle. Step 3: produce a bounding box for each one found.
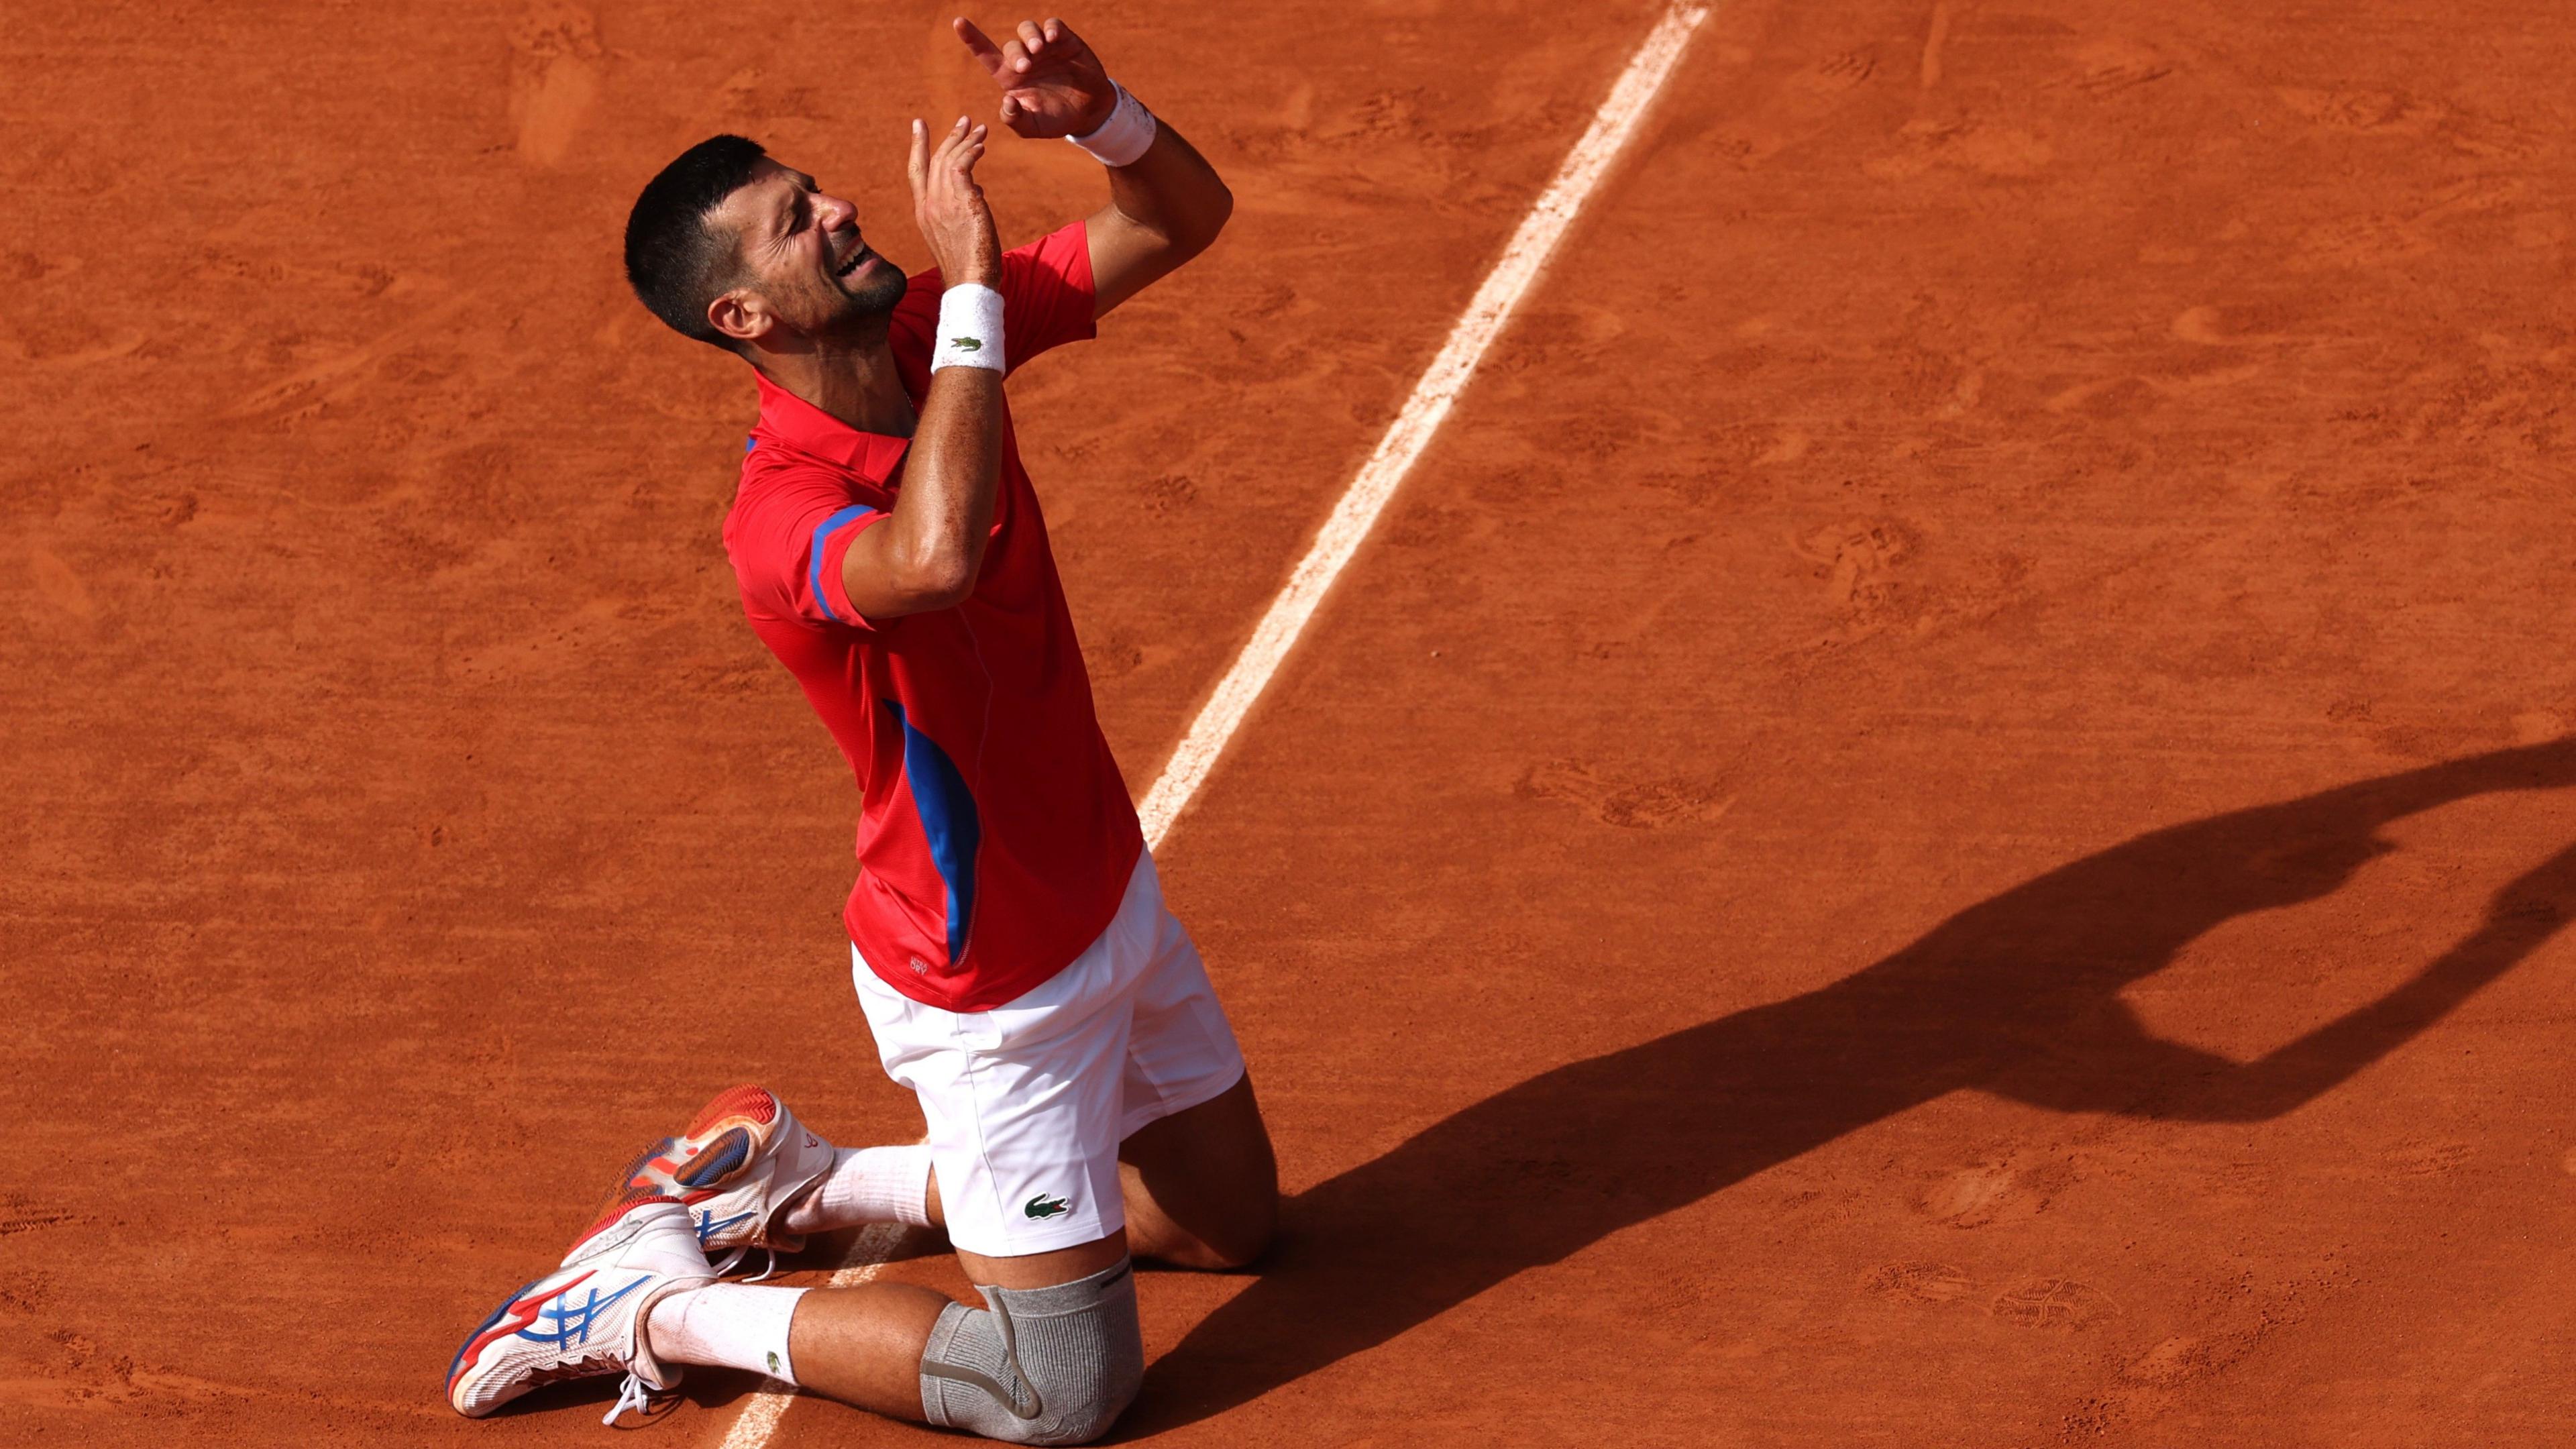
[780,1144,934,1234]
[647,1283,808,1384]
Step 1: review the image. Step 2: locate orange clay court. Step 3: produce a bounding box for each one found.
[6,0,2574,1444]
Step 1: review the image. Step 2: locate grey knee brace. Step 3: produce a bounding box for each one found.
[918,1258,1144,1446]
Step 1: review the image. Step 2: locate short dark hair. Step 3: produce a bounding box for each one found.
[624,134,769,350]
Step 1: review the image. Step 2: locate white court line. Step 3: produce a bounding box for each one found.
[1138,1,1711,846]
[718,7,1708,1444]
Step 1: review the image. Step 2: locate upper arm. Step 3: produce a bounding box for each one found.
[730,475,891,630]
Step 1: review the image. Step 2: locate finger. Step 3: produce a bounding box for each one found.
[1018,18,1044,55]
[931,117,971,172]
[954,17,1007,69]
[1044,17,1069,46]
[907,118,929,193]
[999,94,1020,122]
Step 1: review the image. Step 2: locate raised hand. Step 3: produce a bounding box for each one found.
[953,16,1117,139]
[907,116,1001,288]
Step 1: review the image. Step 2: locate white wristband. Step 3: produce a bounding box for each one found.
[930,283,1004,374]
[1065,82,1157,167]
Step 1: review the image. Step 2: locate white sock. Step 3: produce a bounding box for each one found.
[647,1283,809,1385]
[780,1144,934,1233]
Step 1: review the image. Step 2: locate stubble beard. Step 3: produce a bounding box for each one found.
[822,260,910,334]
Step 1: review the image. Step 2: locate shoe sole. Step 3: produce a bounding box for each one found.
[668,1085,780,1193]
[567,1087,785,1256]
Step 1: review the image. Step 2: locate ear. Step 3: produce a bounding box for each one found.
[707,286,773,347]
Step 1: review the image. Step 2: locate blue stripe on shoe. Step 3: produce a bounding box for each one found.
[447,1275,543,1390]
[517,1277,649,1348]
[675,1128,751,1189]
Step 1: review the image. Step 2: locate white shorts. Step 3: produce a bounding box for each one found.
[851,852,1247,1257]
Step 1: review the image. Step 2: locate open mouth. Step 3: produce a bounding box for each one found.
[832,241,875,282]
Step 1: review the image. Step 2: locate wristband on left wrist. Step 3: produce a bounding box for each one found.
[1067,82,1157,167]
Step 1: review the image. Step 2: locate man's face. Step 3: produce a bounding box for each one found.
[711,159,907,341]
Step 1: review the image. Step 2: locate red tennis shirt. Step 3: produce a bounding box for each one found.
[722,221,1144,1012]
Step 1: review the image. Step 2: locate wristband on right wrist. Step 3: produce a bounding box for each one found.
[1066,82,1157,167]
[930,283,1005,374]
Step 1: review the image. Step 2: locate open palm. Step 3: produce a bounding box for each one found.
[955,17,1117,140]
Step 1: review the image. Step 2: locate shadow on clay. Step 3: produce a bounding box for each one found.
[1126,738,2576,1433]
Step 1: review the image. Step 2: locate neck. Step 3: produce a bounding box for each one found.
[749,317,915,437]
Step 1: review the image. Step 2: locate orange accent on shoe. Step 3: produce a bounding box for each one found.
[685,1085,779,1135]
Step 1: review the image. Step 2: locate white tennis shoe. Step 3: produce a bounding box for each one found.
[445,1198,714,1423]
[615,1085,839,1268]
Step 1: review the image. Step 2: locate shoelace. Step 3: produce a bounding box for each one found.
[708,1244,784,1283]
[602,1371,653,1427]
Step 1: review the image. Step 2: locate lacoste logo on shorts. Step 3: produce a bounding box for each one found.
[766,1350,782,1375]
[1022,1193,1071,1220]
[949,335,983,352]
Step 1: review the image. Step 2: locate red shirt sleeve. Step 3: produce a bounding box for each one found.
[998,221,1098,374]
[726,463,892,630]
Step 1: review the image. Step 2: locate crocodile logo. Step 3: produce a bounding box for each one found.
[1022,1193,1070,1220]
[949,336,983,353]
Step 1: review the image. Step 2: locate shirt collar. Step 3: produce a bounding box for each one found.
[751,370,912,484]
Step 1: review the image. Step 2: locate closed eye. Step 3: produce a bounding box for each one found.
[790,176,821,237]
[773,187,814,245]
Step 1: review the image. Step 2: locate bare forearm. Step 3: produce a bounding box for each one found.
[1087,120,1231,315]
[873,366,1002,606]
[1104,121,1230,255]
[839,115,1005,620]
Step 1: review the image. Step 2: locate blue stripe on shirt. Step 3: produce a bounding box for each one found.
[806,504,879,624]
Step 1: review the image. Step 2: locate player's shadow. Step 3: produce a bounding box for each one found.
[1130,739,2576,1431]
